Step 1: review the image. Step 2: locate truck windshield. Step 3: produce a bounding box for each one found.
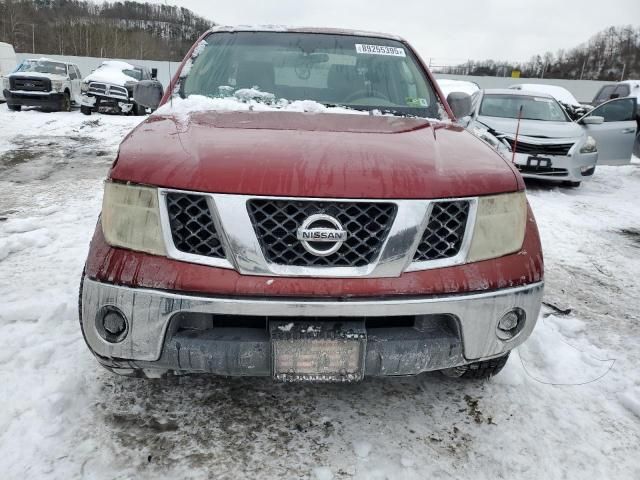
[122,68,143,81]
[16,60,67,75]
[480,94,569,122]
[181,31,441,118]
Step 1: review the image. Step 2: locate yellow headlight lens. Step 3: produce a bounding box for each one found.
[101,182,166,256]
[467,191,527,262]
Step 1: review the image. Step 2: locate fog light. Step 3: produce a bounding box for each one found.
[496,308,525,340]
[96,306,128,343]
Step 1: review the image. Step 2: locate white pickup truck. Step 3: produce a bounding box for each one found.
[2,57,82,111]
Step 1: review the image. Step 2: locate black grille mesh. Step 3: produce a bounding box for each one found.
[506,139,573,156]
[413,201,470,262]
[166,193,226,259]
[247,199,397,267]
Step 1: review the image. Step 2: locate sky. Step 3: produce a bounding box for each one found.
[145,0,640,64]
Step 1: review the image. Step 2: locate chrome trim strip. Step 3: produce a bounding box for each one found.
[157,189,479,278]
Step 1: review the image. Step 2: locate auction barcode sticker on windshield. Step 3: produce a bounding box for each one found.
[355,44,406,57]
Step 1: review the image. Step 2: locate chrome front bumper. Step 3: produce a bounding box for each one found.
[514,151,598,183]
[81,277,544,376]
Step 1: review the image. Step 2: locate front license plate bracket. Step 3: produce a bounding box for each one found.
[270,320,366,383]
[526,156,552,169]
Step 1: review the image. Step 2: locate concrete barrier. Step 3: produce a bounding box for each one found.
[434,74,612,103]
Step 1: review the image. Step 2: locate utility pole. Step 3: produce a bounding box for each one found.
[32,24,35,53]
[579,59,586,80]
[620,63,626,81]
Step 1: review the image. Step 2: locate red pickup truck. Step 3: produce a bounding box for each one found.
[80,27,544,382]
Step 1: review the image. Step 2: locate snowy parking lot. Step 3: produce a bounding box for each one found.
[1,105,639,480]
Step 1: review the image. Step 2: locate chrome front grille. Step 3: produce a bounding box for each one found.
[413,201,471,262]
[88,82,129,100]
[158,190,478,277]
[165,193,226,259]
[247,199,397,267]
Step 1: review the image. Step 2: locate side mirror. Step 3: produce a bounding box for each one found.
[133,80,163,111]
[151,68,158,80]
[447,92,473,119]
[581,115,604,125]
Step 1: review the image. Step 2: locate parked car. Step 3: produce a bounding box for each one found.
[592,80,640,106]
[462,89,636,186]
[436,78,480,97]
[79,27,544,383]
[2,57,82,111]
[0,42,17,102]
[80,61,161,115]
[509,83,591,120]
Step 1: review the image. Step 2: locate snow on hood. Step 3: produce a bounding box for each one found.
[436,79,480,97]
[155,90,449,125]
[509,84,581,106]
[84,61,138,86]
[155,92,382,120]
[476,115,585,139]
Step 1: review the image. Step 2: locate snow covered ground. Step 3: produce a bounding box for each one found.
[1,105,639,480]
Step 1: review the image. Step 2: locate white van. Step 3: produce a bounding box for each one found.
[0,42,17,102]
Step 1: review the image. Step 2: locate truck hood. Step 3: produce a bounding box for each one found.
[9,72,67,82]
[112,111,521,199]
[477,115,585,139]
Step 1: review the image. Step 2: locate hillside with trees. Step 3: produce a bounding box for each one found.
[0,0,214,61]
[440,25,640,81]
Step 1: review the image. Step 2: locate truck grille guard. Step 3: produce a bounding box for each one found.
[157,189,477,278]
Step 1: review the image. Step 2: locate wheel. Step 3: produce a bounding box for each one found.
[60,92,71,112]
[634,135,640,158]
[8,104,21,111]
[81,105,92,115]
[562,181,581,188]
[441,352,510,379]
[133,102,147,116]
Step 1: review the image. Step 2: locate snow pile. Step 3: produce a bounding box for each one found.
[436,78,480,97]
[179,39,208,78]
[154,92,367,119]
[84,60,139,86]
[509,83,581,106]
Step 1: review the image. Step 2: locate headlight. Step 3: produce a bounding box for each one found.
[467,191,527,263]
[101,182,166,256]
[51,80,64,91]
[81,82,89,93]
[580,136,597,154]
[2,77,9,90]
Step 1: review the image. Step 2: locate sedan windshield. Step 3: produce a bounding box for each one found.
[480,94,569,122]
[17,60,67,76]
[181,31,441,118]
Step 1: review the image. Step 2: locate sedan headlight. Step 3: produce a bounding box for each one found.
[580,136,597,154]
[51,80,64,91]
[101,182,166,256]
[467,191,527,262]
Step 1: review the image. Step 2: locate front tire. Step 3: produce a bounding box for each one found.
[441,352,510,379]
[81,105,92,116]
[8,104,21,111]
[563,181,581,188]
[133,102,147,116]
[60,92,71,112]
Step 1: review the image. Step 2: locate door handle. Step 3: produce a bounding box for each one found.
[622,128,636,134]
